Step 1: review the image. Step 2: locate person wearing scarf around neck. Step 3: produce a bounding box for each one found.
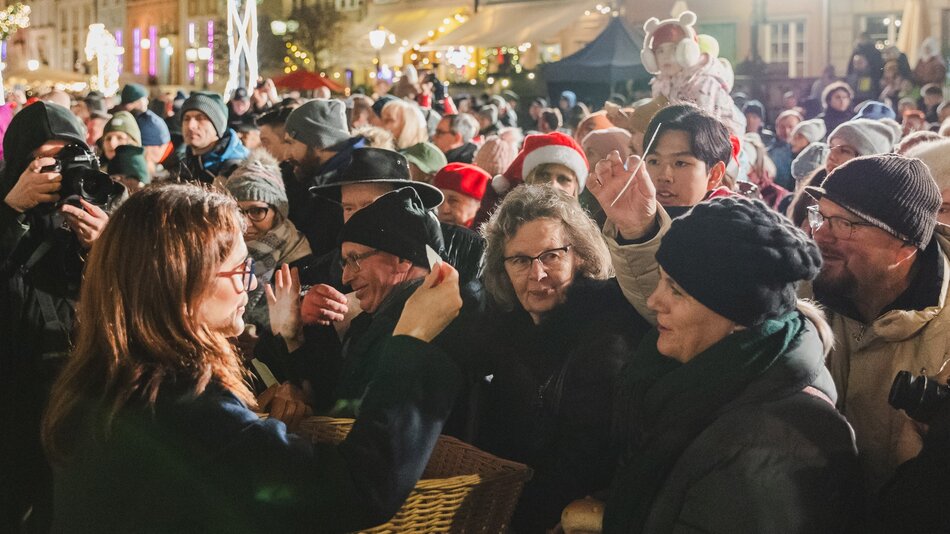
[224,150,312,330]
[589,197,864,533]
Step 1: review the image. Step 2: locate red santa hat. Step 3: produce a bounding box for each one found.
[434,163,491,201]
[491,132,590,194]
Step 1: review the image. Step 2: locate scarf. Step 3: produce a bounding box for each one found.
[604,312,804,534]
[244,218,312,329]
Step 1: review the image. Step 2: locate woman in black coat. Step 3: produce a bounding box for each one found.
[475,185,650,533]
[41,183,465,533]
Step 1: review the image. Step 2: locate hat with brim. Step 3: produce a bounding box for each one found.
[310,147,444,209]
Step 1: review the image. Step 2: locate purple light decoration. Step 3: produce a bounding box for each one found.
[2,41,7,62]
[148,26,157,77]
[132,27,141,75]
[115,29,123,73]
[188,62,196,81]
[207,20,214,84]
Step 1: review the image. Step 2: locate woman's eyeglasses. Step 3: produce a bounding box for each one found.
[217,257,257,291]
[503,245,572,274]
[240,206,271,223]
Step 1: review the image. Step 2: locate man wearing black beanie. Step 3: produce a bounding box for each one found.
[594,150,950,522]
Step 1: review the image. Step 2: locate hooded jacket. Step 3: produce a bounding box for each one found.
[0,101,92,530]
[180,128,249,184]
[651,54,746,137]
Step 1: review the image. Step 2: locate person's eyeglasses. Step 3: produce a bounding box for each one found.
[240,206,271,223]
[339,249,381,272]
[503,245,572,274]
[807,205,875,240]
[217,257,256,292]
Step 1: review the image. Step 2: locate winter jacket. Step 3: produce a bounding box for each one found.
[605,211,950,497]
[444,142,477,165]
[818,108,853,140]
[651,55,745,137]
[767,139,795,191]
[627,321,863,533]
[179,128,249,184]
[475,277,650,533]
[50,336,462,533]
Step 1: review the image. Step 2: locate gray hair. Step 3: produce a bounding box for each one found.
[481,185,612,311]
[448,113,479,143]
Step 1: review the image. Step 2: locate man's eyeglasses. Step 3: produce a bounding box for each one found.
[503,245,572,274]
[339,249,381,272]
[829,145,858,159]
[240,206,271,223]
[217,257,256,291]
[807,205,876,240]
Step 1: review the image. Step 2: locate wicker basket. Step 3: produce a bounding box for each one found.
[299,416,533,533]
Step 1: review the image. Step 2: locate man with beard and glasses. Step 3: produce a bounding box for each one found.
[282,99,366,256]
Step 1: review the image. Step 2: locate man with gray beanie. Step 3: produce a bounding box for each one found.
[281,98,367,256]
[593,149,950,519]
[176,91,250,184]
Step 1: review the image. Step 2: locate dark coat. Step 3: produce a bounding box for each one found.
[51,336,462,533]
[632,323,863,533]
[475,277,650,533]
[444,142,477,165]
[177,128,249,184]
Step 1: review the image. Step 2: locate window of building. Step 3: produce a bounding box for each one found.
[859,13,901,50]
[763,19,805,77]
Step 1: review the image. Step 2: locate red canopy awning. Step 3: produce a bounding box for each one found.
[273,70,345,93]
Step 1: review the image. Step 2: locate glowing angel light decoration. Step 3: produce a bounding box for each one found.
[85,24,121,97]
[225,0,258,98]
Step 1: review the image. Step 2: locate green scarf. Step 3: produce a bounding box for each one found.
[604,311,805,534]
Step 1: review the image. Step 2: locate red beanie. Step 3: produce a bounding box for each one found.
[492,131,589,193]
[434,163,491,201]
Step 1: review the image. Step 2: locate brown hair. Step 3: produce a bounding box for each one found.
[43,183,255,462]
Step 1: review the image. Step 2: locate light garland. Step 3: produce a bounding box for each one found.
[84,24,121,97]
[0,3,30,42]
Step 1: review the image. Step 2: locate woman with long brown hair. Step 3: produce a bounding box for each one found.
[42,182,463,532]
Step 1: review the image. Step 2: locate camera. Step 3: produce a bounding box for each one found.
[888,370,950,423]
[39,143,119,208]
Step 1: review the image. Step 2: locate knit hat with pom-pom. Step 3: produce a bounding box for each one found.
[656,196,822,326]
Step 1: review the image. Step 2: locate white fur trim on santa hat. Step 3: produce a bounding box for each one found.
[491,173,512,194]
[522,145,590,191]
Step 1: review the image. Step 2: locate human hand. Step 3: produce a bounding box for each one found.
[257,382,313,432]
[301,284,348,326]
[61,198,109,249]
[588,151,657,240]
[895,360,950,463]
[393,262,461,343]
[4,157,62,212]
[264,264,304,352]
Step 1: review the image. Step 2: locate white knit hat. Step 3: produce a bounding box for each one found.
[907,139,950,190]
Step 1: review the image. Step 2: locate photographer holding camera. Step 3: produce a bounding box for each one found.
[0,101,121,530]
[879,363,950,532]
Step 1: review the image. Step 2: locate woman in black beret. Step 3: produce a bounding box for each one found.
[597,196,865,533]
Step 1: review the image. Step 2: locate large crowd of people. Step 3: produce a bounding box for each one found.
[3,9,950,533]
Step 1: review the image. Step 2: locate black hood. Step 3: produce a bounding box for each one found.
[2,101,88,191]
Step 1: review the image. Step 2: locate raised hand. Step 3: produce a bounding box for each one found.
[257,382,313,432]
[393,262,462,343]
[588,150,658,240]
[265,264,304,352]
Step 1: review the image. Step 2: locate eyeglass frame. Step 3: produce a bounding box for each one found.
[216,257,256,292]
[239,205,271,223]
[806,204,877,240]
[339,249,382,272]
[503,245,573,274]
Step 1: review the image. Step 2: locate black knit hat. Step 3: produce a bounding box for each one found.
[656,197,822,327]
[805,154,940,249]
[310,147,444,208]
[372,95,397,117]
[108,145,150,184]
[339,187,445,269]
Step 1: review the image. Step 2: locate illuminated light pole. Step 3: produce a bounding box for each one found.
[369,25,388,74]
[226,0,259,98]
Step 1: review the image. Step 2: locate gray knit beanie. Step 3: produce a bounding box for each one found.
[827,119,896,157]
[790,118,826,144]
[791,142,829,182]
[225,150,288,219]
[284,99,351,149]
[181,91,228,136]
